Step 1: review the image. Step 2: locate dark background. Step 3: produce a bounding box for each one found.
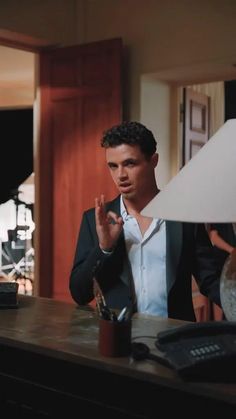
[224,80,236,121]
[0,107,33,204]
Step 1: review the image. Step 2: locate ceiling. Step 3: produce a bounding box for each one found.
[153,60,236,86]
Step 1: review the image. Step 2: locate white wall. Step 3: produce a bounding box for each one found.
[76,0,236,120]
[0,0,77,45]
[141,77,171,188]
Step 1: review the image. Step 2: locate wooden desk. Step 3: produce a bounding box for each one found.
[0,296,235,417]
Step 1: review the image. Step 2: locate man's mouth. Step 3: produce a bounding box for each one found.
[119,183,132,192]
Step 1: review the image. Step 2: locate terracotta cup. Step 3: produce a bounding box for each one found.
[98,318,132,357]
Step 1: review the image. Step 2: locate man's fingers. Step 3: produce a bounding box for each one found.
[95,199,123,229]
[95,195,105,207]
[95,197,99,208]
[107,211,123,225]
[100,194,105,206]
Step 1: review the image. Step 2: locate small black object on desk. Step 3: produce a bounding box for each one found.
[0,281,19,308]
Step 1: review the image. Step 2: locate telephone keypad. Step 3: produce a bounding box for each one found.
[188,341,225,361]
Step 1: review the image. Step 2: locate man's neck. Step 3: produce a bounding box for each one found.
[123,187,159,216]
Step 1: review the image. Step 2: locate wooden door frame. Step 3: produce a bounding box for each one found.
[0,29,57,52]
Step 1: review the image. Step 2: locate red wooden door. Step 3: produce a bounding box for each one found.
[39,38,122,301]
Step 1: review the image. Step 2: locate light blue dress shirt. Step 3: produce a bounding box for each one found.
[120,197,167,317]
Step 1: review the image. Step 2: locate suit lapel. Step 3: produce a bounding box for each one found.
[166,221,183,293]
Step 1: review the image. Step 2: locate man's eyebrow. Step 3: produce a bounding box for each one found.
[123,158,138,164]
[107,158,138,166]
[124,158,136,162]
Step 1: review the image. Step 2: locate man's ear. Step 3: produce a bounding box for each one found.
[151,153,159,168]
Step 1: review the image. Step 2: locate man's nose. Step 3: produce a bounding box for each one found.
[117,166,127,179]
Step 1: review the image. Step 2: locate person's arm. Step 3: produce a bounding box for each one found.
[69,198,124,306]
[208,229,234,254]
[69,209,114,306]
[193,224,221,307]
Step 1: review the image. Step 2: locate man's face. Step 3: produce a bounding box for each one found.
[105,144,158,200]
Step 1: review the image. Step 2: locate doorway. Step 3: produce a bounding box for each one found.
[0,45,35,294]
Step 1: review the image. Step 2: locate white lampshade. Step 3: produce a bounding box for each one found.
[142,119,236,223]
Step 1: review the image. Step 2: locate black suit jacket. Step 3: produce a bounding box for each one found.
[69,196,220,321]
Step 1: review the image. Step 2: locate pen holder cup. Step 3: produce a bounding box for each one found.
[99,318,132,357]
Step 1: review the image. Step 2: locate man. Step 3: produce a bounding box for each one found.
[69,121,220,321]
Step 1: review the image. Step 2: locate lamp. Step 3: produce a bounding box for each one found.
[142,118,236,321]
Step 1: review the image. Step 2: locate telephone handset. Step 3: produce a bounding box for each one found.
[156,321,236,344]
[155,321,236,381]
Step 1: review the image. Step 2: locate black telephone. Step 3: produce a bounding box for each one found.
[155,321,236,381]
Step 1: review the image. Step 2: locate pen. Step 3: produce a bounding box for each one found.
[117,306,128,322]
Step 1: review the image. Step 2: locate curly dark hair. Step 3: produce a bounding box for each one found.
[101,121,157,158]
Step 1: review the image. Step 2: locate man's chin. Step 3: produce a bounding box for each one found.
[121,191,135,200]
